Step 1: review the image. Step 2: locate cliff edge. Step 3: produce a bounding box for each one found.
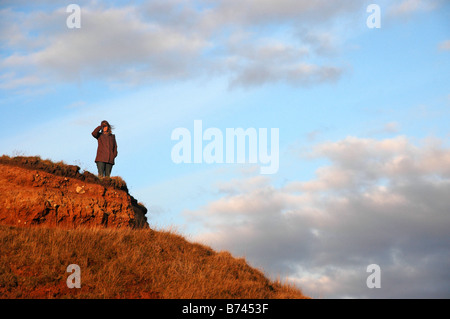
[0,156,148,229]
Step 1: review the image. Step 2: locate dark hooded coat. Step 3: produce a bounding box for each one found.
[92,125,118,165]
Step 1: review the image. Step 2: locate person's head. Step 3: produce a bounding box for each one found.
[101,120,113,134]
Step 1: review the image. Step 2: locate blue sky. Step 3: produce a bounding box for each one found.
[1,0,449,298]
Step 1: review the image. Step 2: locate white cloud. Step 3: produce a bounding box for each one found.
[186,135,450,298]
[388,0,442,17]
[0,0,369,90]
[201,0,367,27]
[1,6,208,83]
[0,72,44,89]
[438,40,450,52]
[366,122,401,137]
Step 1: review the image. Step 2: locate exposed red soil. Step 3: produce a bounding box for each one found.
[0,156,148,229]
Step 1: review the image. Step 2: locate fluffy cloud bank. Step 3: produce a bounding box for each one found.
[186,136,450,298]
[0,0,372,90]
[2,0,447,91]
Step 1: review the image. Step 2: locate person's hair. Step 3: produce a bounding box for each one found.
[101,120,114,133]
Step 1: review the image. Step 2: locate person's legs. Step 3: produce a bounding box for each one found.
[96,162,106,177]
[105,163,113,177]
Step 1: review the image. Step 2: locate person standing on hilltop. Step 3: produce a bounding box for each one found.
[92,120,118,178]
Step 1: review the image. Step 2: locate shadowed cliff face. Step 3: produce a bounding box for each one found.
[0,156,148,229]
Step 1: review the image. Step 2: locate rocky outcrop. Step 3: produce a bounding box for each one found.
[0,156,148,229]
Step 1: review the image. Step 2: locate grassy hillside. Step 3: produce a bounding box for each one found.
[0,224,308,299]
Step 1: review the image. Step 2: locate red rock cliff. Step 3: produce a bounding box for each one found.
[0,156,148,229]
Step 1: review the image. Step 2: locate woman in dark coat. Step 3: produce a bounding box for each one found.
[92,120,118,178]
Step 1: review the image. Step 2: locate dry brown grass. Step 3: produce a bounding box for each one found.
[0,225,308,299]
[0,155,128,192]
